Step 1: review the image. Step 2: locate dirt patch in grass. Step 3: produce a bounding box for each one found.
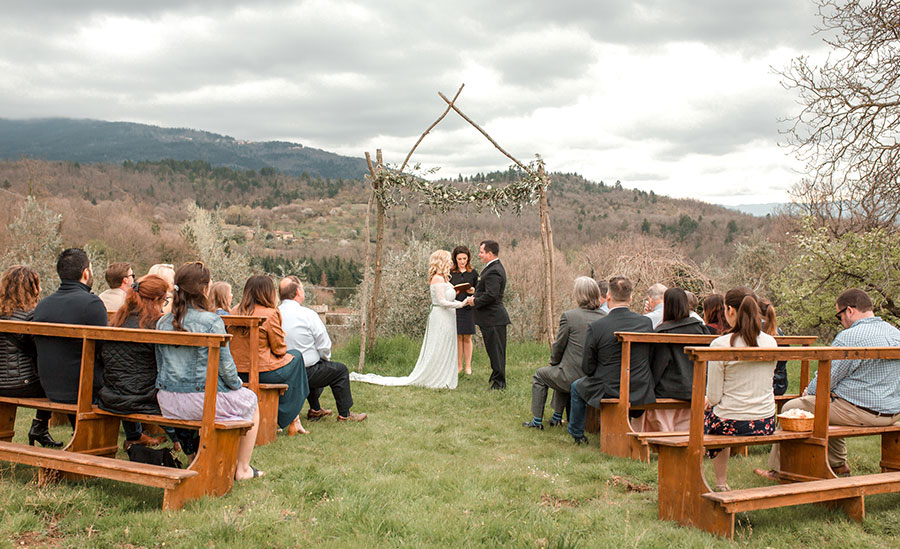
[607,475,654,493]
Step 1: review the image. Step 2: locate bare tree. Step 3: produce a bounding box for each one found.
[782,0,900,235]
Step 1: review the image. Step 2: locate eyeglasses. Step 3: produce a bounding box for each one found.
[835,306,849,321]
[125,272,135,279]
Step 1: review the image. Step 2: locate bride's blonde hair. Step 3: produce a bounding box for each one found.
[428,250,452,283]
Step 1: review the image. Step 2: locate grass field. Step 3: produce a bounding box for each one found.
[2,337,900,548]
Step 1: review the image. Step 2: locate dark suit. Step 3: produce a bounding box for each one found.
[472,259,510,389]
[531,307,606,417]
[567,306,654,439]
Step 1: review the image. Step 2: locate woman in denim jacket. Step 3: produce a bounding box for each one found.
[155,262,263,480]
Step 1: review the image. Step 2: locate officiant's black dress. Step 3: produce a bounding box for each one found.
[450,269,479,335]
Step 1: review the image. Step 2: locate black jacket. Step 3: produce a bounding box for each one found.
[99,314,160,415]
[472,260,510,327]
[577,307,655,408]
[0,309,40,391]
[649,316,708,401]
[33,280,107,403]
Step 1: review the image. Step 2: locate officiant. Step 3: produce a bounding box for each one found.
[450,245,479,376]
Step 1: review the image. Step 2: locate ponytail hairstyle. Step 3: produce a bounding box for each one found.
[111,274,168,329]
[756,296,778,336]
[724,286,762,347]
[171,262,211,332]
[234,275,277,315]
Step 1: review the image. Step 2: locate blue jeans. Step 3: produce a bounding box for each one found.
[567,379,589,439]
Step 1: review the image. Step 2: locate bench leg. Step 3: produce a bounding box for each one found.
[599,405,648,462]
[656,446,735,539]
[880,432,900,472]
[254,390,280,446]
[162,426,245,510]
[585,405,600,434]
[779,439,833,482]
[0,403,15,442]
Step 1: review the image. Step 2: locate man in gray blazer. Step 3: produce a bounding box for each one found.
[567,276,655,444]
[524,277,606,429]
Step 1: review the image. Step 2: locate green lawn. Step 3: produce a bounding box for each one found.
[2,341,899,547]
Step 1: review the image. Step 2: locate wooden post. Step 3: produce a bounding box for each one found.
[358,179,374,372]
[366,150,385,352]
[537,164,555,344]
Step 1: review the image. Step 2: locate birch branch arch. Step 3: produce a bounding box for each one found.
[357,84,557,371]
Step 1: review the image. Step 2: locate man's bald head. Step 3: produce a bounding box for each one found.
[279,275,304,303]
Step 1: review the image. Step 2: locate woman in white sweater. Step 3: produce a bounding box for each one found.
[704,287,778,491]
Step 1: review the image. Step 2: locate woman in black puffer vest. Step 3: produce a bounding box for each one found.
[0,266,62,447]
[99,274,171,450]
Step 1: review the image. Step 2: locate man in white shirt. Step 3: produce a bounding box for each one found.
[98,262,134,312]
[643,283,667,328]
[278,276,366,422]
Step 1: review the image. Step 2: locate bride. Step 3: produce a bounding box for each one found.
[350,249,465,389]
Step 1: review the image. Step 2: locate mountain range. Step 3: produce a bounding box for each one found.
[0,117,368,180]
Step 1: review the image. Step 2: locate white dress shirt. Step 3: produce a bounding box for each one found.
[279,299,331,367]
[644,302,664,328]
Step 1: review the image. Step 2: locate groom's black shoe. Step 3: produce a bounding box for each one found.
[573,436,589,445]
[522,421,543,430]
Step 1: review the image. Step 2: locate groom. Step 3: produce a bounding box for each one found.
[465,239,510,390]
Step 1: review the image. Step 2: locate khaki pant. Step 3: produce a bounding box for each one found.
[768,395,900,469]
[632,408,691,432]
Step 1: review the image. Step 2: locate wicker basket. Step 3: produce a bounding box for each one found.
[778,414,814,431]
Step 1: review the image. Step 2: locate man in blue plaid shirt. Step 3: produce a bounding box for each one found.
[758,288,900,479]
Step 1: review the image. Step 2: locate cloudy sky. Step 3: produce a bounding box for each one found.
[0,1,827,205]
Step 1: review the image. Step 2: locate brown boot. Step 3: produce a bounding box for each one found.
[123,433,165,450]
[337,412,367,422]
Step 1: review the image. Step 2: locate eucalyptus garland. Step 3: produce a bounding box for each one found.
[369,156,549,215]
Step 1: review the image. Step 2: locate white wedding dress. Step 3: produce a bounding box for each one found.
[350,282,463,389]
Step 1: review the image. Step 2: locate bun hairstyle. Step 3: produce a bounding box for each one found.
[170,262,211,332]
[111,274,168,329]
[724,286,762,347]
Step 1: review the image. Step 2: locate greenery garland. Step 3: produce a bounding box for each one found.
[370,156,549,215]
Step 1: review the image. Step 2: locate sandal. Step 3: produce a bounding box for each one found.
[714,483,730,492]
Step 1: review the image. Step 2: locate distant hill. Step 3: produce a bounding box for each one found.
[0,118,368,180]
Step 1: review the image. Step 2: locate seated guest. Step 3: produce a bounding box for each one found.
[757,296,788,396]
[702,293,727,335]
[596,279,609,313]
[643,283,667,328]
[684,290,705,323]
[0,266,62,447]
[98,262,134,313]
[230,274,310,435]
[758,288,900,481]
[643,287,707,432]
[279,276,367,422]
[33,248,107,404]
[523,276,605,430]
[705,286,778,491]
[567,276,654,444]
[99,274,171,450]
[209,281,232,316]
[147,264,175,313]
[155,262,263,480]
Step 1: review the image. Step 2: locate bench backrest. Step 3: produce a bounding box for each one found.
[682,346,900,457]
[221,315,265,394]
[0,319,230,438]
[612,332,817,407]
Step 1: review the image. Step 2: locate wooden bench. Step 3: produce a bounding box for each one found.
[646,345,900,539]
[222,315,289,446]
[586,332,816,462]
[0,319,253,510]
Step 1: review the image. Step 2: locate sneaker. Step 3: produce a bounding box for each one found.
[573,436,589,445]
[522,421,544,430]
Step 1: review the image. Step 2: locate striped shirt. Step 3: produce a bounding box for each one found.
[808,316,900,414]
